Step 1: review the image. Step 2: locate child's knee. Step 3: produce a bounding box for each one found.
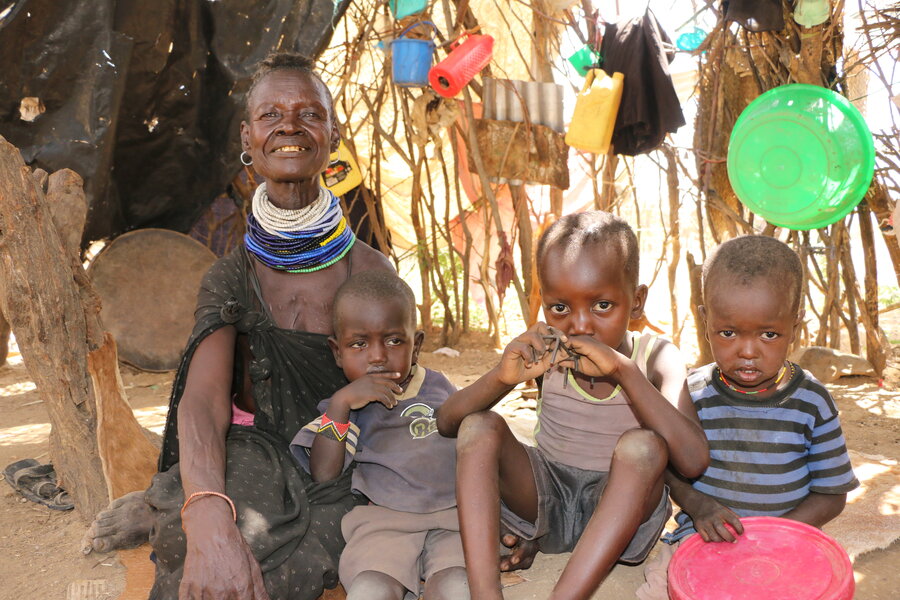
[424,566,469,600]
[457,411,506,451]
[614,428,668,473]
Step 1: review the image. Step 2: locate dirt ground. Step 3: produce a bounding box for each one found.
[0,332,898,599]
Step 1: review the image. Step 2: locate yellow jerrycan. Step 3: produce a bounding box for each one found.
[565,69,624,155]
[320,139,362,197]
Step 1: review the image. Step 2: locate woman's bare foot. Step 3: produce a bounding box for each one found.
[80,491,154,554]
[499,533,539,572]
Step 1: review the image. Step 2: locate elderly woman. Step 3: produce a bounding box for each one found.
[85,53,393,599]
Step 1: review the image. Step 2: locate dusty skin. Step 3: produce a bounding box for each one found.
[0,332,898,599]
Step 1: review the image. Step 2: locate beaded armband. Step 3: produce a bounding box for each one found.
[317,414,351,442]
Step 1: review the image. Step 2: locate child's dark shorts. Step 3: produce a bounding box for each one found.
[500,445,671,564]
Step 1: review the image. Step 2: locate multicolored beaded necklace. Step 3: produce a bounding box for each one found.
[717,362,794,395]
[244,182,356,273]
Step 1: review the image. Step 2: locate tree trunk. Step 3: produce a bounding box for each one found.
[0,136,109,519]
[0,136,154,520]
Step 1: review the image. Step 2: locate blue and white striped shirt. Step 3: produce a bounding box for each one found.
[666,363,859,543]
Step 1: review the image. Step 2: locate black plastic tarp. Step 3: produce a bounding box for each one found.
[0,0,349,246]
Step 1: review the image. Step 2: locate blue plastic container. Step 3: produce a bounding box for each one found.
[390,0,428,19]
[392,22,436,88]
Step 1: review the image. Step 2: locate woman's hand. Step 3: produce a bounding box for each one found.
[496,323,557,386]
[559,335,623,378]
[180,502,270,599]
[331,373,403,412]
[689,495,744,543]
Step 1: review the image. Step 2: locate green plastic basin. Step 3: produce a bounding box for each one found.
[727,84,875,230]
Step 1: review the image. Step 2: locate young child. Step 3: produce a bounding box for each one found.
[291,271,469,600]
[636,235,860,600]
[436,211,710,600]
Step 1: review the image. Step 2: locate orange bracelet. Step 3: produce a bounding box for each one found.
[181,491,237,522]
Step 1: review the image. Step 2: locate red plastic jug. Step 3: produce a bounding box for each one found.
[428,33,494,98]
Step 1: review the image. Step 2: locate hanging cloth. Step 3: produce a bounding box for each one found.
[723,0,785,33]
[599,10,685,156]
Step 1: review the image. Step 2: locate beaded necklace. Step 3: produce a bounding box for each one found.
[717,363,794,395]
[244,182,356,273]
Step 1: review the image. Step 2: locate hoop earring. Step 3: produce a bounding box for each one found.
[240,151,253,166]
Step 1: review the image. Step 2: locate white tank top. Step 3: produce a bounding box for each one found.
[534,332,658,472]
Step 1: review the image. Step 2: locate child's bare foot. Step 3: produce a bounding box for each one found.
[499,533,539,572]
[80,491,154,554]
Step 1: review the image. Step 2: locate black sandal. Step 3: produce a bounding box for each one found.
[3,458,74,510]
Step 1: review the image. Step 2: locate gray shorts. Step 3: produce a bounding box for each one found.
[500,446,671,564]
[339,504,464,597]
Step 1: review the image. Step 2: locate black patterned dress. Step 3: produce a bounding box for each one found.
[145,245,356,599]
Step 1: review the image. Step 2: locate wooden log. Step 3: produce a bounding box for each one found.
[0,306,9,367]
[865,181,900,285]
[0,137,153,520]
[687,253,713,367]
[45,169,89,261]
[90,332,158,499]
[0,136,108,518]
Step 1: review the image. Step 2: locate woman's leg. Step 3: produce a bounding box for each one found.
[345,571,406,600]
[423,566,469,600]
[552,428,668,600]
[455,411,538,600]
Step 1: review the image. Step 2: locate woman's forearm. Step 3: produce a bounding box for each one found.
[176,326,240,529]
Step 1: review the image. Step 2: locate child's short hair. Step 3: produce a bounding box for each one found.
[536,211,639,288]
[702,235,803,313]
[333,271,417,333]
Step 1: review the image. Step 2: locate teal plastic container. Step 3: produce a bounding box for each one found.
[390,0,428,19]
[727,84,875,230]
[391,22,436,87]
[567,45,600,76]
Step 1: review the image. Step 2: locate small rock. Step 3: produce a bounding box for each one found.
[790,346,876,383]
[432,347,460,358]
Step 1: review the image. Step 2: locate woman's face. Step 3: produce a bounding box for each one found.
[240,70,339,184]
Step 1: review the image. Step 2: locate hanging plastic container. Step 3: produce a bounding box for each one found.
[668,517,854,600]
[428,33,494,98]
[567,45,601,77]
[391,22,436,87]
[564,69,624,155]
[389,0,428,19]
[794,0,831,27]
[320,140,362,197]
[727,83,875,230]
[676,28,708,51]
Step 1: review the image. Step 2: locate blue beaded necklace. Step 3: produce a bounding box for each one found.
[244,184,356,273]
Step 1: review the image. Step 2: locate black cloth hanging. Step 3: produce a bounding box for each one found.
[600,10,685,156]
[723,0,785,33]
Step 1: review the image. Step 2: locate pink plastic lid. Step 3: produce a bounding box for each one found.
[668,517,854,600]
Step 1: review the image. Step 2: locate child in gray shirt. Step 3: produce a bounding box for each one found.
[291,271,467,600]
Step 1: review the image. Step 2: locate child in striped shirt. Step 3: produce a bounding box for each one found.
[637,235,859,600]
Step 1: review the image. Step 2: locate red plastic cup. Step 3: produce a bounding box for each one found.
[428,33,493,98]
[668,517,854,600]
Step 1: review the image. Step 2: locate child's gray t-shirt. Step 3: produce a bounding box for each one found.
[291,367,458,514]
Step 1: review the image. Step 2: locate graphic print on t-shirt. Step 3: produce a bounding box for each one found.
[401,403,438,439]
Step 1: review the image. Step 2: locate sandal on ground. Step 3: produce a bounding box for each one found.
[3,458,74,511]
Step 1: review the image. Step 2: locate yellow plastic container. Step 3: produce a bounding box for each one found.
[320,140,362,197]
[565,69,624,155]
